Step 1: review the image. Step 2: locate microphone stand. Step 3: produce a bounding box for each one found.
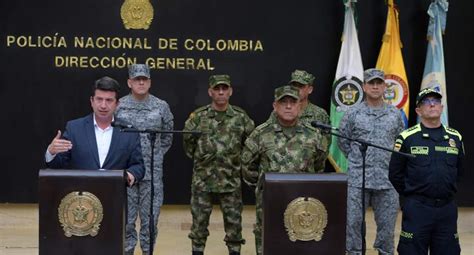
[315,125,414,255]
[119,127,200,255]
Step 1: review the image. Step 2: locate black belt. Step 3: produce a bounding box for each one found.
[409,194,453,207]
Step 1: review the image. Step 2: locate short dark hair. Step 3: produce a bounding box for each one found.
[92,76,120,100]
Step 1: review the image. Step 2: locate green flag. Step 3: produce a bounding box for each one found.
[328,0,364,172]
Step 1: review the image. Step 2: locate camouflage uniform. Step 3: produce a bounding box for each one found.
[265,70,331,171]
[242,86,327,255]
[183,96,254,253]
[266,102,330,165]
[116,94,174,254]
[338,99,404,255]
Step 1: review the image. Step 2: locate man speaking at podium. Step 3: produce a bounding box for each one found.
[242,85,326,255]
[44,76,145,186]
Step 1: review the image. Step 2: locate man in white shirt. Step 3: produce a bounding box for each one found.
[45,76,144,185]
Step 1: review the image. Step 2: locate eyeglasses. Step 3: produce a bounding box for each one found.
[420,98,441,106]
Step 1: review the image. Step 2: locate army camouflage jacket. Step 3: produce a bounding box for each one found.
[183,104,255,193]
[241,121,327,190]
[115,94,174,181]
[301,102,331,150]
[265,102,330,170]
[338,101,404,189]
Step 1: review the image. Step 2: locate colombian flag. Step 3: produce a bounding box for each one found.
[376,0,409,128]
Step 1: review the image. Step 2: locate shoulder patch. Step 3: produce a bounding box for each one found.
[400,124,421,139]
[445,126,462,140]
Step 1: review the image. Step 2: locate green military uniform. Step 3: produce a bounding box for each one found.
[242,86,327,255]
[183,75,254,254]
[265,70,330,171]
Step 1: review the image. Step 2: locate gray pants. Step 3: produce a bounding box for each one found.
[346,187,399,255]
[125,179,164,254]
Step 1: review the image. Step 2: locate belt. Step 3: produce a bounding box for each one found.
[409,194,453,207]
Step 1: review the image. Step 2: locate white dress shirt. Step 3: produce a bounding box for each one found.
[45,115,114,168]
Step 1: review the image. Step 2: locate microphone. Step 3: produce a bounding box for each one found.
[111,120,134,129]
[311,121,338,131]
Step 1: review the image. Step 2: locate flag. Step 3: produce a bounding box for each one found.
[328,0,364,173]
[376,0,410,128]
[420,0,449,125]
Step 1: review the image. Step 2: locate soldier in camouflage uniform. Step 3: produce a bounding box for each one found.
[115,64,174,255]
[266,70,330,171]
[337,69,404,255]
[183,74,254,255]
[242,85,327,255]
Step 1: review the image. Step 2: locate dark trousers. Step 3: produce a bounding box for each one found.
[398,197,461,255]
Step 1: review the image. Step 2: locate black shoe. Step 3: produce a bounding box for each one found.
[229,252,240,255]
[192,251,204,255]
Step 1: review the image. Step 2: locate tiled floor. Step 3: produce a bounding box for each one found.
[1,204,473,254]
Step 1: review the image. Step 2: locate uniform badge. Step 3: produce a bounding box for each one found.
[394,143,401,152]
[58,191,104,237]
[284,197,328,242]
[449,138,456,148]
[120,0,154,30]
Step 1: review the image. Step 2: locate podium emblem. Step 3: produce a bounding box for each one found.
[284,197,328,242]
[120,0,154,30]
[58,191,104,237]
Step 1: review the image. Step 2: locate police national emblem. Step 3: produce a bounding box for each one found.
[332,75,364,112]
[58,191,104,237]
[284,197,328,242]
[121,0,154,30]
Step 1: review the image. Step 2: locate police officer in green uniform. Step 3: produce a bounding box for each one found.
[183,75,254,255]
[389,88,464,255]
[242,85,327,255]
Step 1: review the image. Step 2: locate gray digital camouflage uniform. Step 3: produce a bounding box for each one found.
[241,121,327,255]
[183,104,254,253]
[338,101,404,255]
[116,94,174,254]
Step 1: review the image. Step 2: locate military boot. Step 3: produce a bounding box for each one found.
[192,251,204,255]
[229,252,240,255]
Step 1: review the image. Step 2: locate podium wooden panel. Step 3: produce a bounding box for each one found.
[39,169,126,255]
[263,173,347,255]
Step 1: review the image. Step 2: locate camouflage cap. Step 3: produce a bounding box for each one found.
[209,74,231,88]
[289,69,315,85]
[274,85,300,101]
[128,64,150,79]
[363,68,385,83]
[416,87,442,106]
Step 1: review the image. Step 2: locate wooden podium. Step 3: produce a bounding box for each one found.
[263,173,347,255]
[38,169,127,255]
